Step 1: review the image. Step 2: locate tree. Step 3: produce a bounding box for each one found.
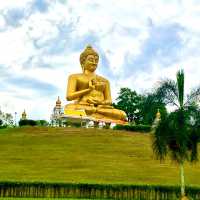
[4,113,14,126]
[139,93,167,125]
[114,88,167,125]
[152,70,200,199]
[0,108,13,127]
[114,88,143,122]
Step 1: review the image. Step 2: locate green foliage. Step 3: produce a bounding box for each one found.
[0,119,3,126]
[113,124,151,132]
[19,119,49,127]
[139,93,167,125]
[114,88,143,122]
[153,70,200,163]
[19,119,37,126]
[36,120,49,126]
[0,125,7,129]
[104,123,110,129]
[63,121,81,127]
[153,108,200,163]
[0,181,199,199]
[177,69,184,107]
[114,88,168,125]
[0,109,13,127]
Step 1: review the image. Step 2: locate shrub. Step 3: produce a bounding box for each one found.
[36,120,49,126]
[63,121,81,127]
[19,119,37,126]
[0,125,7,129]
[113,124,151,132]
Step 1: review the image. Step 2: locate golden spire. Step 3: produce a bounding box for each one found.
[22,109,27,120]
[56,96,61,107]
[156,109,161,120]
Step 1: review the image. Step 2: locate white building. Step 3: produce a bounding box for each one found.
[50,96,64,126]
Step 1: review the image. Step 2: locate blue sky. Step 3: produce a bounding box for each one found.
[0,0,200,121]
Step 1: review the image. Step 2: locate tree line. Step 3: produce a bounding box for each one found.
[0,109,49,128]
[113,87,167,125]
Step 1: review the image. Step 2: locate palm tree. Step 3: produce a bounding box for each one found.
[152,69,200,199]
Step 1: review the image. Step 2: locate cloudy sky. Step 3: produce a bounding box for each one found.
[0,0,200,121]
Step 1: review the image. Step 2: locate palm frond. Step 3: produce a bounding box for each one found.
[187,119,200,162]
[157,109,191,163]
[152,118,169,161]
[176,69,184,108]
[185,86,200,106]
[156,79,179,107]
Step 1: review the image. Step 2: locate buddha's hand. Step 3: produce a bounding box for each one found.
[89,80,95,90]
[87,98,101,105]
[91,79,97,85]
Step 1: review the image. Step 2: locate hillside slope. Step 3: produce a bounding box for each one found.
[0,127,199,186]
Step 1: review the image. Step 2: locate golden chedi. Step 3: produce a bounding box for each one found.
[64,45,127,124]
[56,96,61,108]
[21,110,27,120]
[156,109,161,121]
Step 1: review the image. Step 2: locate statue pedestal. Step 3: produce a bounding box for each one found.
[61,107,128,128]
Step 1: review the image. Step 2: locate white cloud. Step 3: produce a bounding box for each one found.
[0,0,200,120]
[0,14,5,29]
[27,14,59,42]
[0,26,34,69]
[0,0,32,10]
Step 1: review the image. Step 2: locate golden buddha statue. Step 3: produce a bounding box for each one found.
[64,45,127,124]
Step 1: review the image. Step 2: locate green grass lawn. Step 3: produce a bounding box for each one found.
[0,126,200,186]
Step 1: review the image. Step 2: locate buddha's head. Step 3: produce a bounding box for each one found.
[80,45,99,72]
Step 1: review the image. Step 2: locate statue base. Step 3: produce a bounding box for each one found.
[63,108,127,125]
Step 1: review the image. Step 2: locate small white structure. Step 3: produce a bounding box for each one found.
[98,121,105,129]
[110,122,116,129]
[86,120,95,128]
[50,96,64,126]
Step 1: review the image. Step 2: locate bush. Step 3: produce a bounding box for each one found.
[63,121,81,127]
[19,119,37,127]
[36,120,49,126]
[0,181,199,199]
[113,124,151,132]
[0,125,7,129]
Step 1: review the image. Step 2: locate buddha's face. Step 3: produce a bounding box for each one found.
[83,54,98,72]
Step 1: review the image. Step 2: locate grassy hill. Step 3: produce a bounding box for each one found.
[0,127,200,186]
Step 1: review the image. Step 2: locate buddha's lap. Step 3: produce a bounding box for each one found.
[65,103,126,119]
